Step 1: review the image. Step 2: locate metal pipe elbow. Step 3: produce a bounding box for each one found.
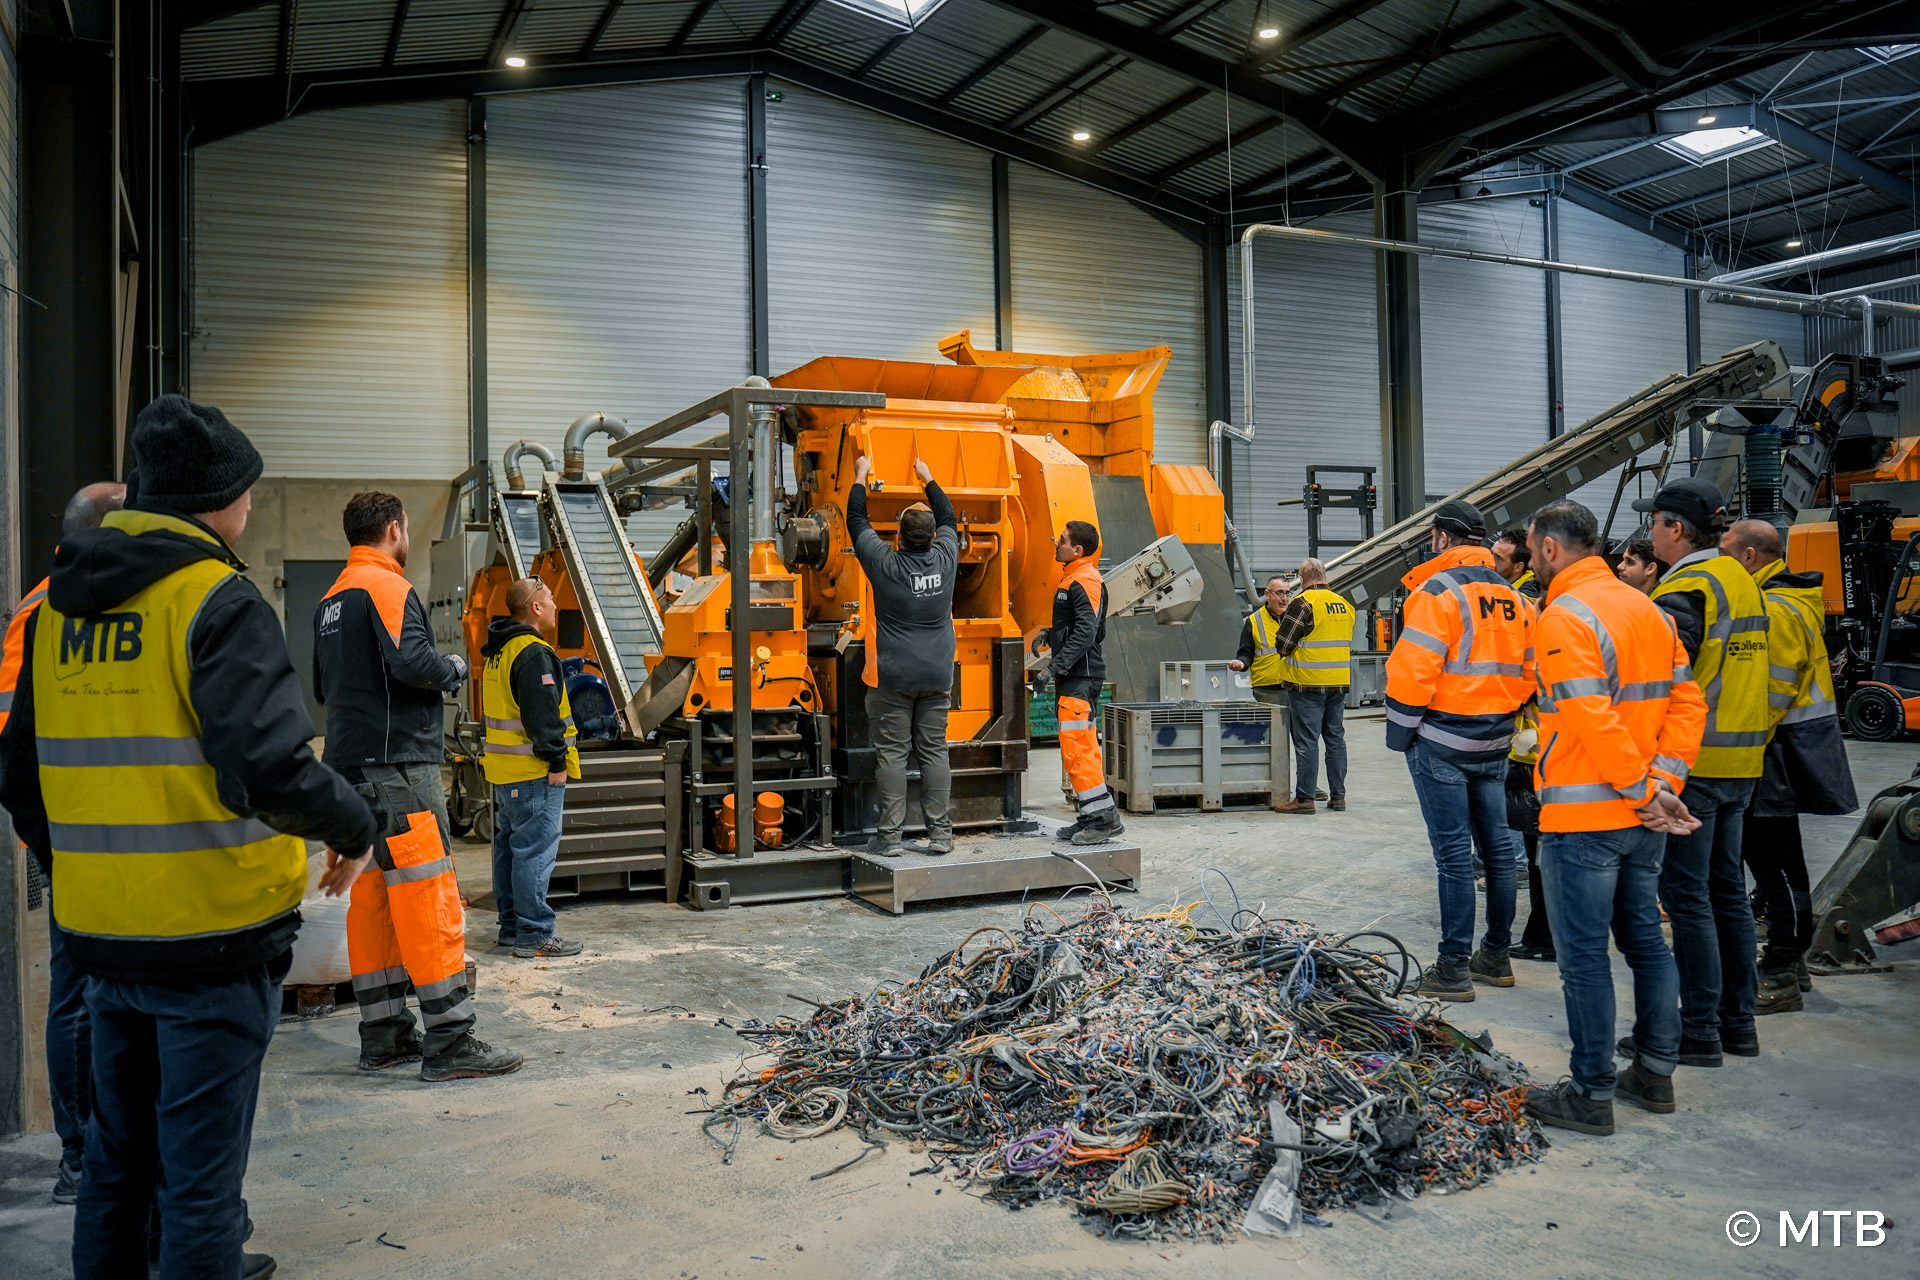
[502,439,558,490]
[562,413,632,480]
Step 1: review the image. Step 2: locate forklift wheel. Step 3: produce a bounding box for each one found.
[1845,685,1906,742]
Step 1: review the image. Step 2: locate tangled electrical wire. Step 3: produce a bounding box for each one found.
[705,883,1548,1241]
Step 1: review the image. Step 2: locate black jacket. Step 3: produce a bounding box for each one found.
[481,620,572,771]
[0,505,379,982]
[313,548,464,767]
[1047,563,1108,689]
[848,481,960,692]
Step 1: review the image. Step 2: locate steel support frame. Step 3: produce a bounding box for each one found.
[1543,188,1565,438]
[467,97,489,515]
[1683,249,1702,471]
[991,154,1012,350]
[1375,186,1424,522]
[1203,214,1233,512]
[747,73,771,377]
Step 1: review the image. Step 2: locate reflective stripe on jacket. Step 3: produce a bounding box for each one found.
[1048,555,1107,685]
[483,631,581,783]
[33,514,306,942]
[1385,545,1535,756]
[1248,605,1287,687]
[1753,560,1838,730]
[1278,588,1355,687]
[0,577,49,733]
[1652,552,1768,778]
[1534,556,1707,833]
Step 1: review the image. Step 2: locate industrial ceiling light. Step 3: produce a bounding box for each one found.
[1258,26,1279,39]
[1696,114,1716,125]
[1658,125,1770,164]
[1785,239,1804,248]
[1072,130,1092,142]
[504,55,527,67]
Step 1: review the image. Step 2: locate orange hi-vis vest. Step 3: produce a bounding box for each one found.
[1385,545,1535,756]
[0,576,49,733]
[1533,556,1708,833]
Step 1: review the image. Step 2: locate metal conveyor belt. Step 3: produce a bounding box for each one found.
[496,491,543,578]
[1324,341,1789,609]
[544,478,664,718]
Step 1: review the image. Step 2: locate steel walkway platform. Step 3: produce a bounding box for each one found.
[850,834,1142,914]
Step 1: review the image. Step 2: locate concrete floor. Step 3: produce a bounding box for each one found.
[5,721,1918,1278]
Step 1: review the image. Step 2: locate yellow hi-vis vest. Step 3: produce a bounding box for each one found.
[1652,553,1769,778]
[1279,588,1356,687]
[35,510,306,943]
[1247,605,1290,687]
[482,632,582,784]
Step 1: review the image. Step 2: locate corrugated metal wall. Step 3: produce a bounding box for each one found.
[1227,210,1379,579]
[767,84,995,372]
[1699,298,1804,368]
[1419,198,1550,504]
[1008,162,1207,465]
[192,101,470,478]
[1556,201,1689,528]
[487,81,749,551]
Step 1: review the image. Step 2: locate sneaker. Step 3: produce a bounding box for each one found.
[420,1034,525,1082]
[1621,1033,1721,1067]
[1525,1080,1614,1136]
[1796,958,1812,992]
[492,935,518,954]
[1756,970,1803,1015]
[52,1155,81,1205]
[1272,798,1316,815]
[1614,1059,1675,1115]
[1469,947,1515,988]
[513,935,583,958]
[1327,797,1346,812]
[1511,943,1557,963]
[1070,810,1125,847]
[1414,957,1475,1002]
[907,835,954,855]
[1719,1024,1760,1057]
[241,1254,277,1280]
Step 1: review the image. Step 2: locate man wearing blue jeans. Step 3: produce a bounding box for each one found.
[482,578,584,959]
[1522,500,1706,1136]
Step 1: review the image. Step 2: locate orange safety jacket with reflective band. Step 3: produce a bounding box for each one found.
[1533,556,1707,833]
[0,577,49,734]
[1385,545,1535,756]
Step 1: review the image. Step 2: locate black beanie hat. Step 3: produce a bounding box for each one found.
[131,395,264,514]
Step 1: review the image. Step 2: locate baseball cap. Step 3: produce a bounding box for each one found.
[1431,499,1486,538]
[1630,477,1726,530]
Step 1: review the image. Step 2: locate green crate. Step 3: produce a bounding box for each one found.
[1030,682,1114,740]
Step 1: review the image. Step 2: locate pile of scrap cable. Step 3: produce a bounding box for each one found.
[705,890,1548,1241]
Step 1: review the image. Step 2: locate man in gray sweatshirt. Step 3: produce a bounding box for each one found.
[849,454,960,855]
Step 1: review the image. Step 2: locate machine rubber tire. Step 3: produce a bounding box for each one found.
[1845,685,1905,742]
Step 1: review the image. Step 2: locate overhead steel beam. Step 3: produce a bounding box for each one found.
[1554,173,1697,255]
[183,50,1219,224]
[1650,160,1822,216]
[1320,3,1523,108]
[934,25,1045,105]
[1690,181,1868,233]
[581,0,626,56]
[1002,53,1122,132]
[853,31,914,78]
[1746,103,1920,210]
[1149,116,1280,186]
[485,0,534,66]
[1242,0,1391,72]
[1084,86,1204,157]
[383,0,411,65]
[758,0,821,47]
[972,0,1381,179]
[668,0,722,53]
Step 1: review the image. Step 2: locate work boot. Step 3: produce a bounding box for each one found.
[513,935,583,958]
[51,1155,80,1205]
[1469,947,1515,988]
[1054,814,1093,841]
[1272,798,1316,815]
[1756,970,1803,1015]
[1621,1033,1722,1067]
[242,1254,277,1280]
[1615,1058,1675,1115]
[907,833,955,855]
[421,1034,525,1082]
[1314,789,1328,801]
[1511,943,1556,963]
[358,1015,425,1071]
[1327,797,1347,812]
[1414,958,1475,1002]
[1070,809,1125,846]
[1525,1080,1614,1136]
[1796,959,1813,992]
[867,834,904,858]
[1719,1024,1760,1057]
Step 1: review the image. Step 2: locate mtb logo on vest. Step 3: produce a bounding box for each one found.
[57,613,144,665]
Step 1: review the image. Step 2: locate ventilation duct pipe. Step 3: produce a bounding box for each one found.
[562,413,632,480]
[501,440,557,490]
[1708,229,1920,289]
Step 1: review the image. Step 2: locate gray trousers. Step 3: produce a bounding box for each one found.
[867,686,952,841]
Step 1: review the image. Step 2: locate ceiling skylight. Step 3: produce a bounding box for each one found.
[1658,125,1772,164]
[1859,45,1918,64]
[827,0,949,26]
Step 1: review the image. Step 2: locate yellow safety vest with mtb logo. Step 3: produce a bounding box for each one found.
[34,510,306,943]
[1651,555,1769,778]
[1278,588,1356,687]
[482,632,582,784]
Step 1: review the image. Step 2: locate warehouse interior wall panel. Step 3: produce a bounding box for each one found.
[1699,298,1805,369]
[766,83,996,376]
[1227,212,1380,580]
[191,101,469,480]
[1007,162,1207,467]
[1556,201,1690,533]
[486,80,750,555]
[1417,198,1550,504]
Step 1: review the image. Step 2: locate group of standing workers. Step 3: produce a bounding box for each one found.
[1385,479,1854,1137]
[0,396,584,1278]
